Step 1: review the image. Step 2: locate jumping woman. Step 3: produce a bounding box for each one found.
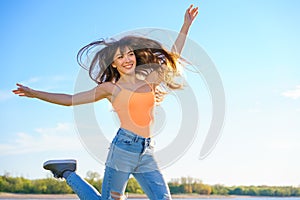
[13,5,198,200]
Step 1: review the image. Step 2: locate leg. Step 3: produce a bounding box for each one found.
[133,170,172,200]
[43,159,101,200]
[101,166,131,200]
[66,172,102,200]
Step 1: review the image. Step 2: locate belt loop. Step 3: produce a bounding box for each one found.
[141,138,150,155]
[134,135,139,142]
[117,128,122,135]
[146,138,150,147]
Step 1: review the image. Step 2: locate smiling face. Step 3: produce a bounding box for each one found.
[112,46,136,77]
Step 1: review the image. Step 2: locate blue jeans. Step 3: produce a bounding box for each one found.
[65,128,171,200]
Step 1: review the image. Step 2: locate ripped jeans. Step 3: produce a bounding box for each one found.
[65,128,171,200]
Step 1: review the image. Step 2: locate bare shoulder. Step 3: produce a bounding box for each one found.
[95,82,119,102]
[146,70,162,86]
[96,82,116,94]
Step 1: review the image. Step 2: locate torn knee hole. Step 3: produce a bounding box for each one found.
[110,191,124,200]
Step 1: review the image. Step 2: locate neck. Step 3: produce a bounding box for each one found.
[118,74,137,84]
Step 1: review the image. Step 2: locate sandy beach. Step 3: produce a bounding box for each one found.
[0,193,239,199]
[0,193,78,199]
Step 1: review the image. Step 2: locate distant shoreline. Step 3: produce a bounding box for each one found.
[0,193,78,199]
[0,193,252,199]
[0,193,77,199]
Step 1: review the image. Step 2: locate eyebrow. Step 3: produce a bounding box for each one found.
[114,50,134,57]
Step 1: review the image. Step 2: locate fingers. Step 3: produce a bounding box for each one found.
[187,4,193,12]
[187,4,198,12]
[192,9,199,19]
[186,4,199,23]
[12,83,29,97]
[14,83,24,91]
[189,5,199,17]
[12,88,24,96]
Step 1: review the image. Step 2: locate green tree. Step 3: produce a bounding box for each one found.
[0,176,10,192]
[245,186,259,196]
[2,173,300,197]
[198,184,212,195]
[259,187,275,196]
[229,187,244,195]
[125,178,143,194]
[291,187,300,196]
[168,181,183,194]
[85,171,102,192]
[211,184,229,195]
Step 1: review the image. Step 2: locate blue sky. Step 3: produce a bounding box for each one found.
[1,0,300,186]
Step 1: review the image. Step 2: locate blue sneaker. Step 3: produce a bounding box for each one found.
[43,159,76,178]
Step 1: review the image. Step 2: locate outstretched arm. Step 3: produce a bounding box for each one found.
[12,82,112,106]
[171,4,198,55]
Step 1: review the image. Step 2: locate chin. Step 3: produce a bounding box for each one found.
[124,68,136,74]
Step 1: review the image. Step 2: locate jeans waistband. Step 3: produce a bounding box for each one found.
[117,128,151,143]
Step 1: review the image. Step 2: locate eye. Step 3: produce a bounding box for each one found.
[116,55,123,59]
[128,51,135,56]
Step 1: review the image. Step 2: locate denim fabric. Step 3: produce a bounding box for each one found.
[66,172,101,200]
[65,128,171,200]
[105,128,159,173]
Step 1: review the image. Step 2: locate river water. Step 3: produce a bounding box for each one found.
[1,197,300,200]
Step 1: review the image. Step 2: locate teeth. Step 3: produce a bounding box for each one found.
[124,65,132,69]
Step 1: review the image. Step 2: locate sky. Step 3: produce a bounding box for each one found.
[1,0,300,187]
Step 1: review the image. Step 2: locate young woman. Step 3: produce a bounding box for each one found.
[13,5,198,200]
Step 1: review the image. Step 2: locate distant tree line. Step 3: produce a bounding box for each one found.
[0,172,72,194]
[0,171,142,195]
[168,177,300,197]
[1,172,300,197]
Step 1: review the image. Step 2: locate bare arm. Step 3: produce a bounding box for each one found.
[171,4,198,55]
[12,82,112,106]
[146,6,198,87]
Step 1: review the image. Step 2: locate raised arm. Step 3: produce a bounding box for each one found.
[171,4,198,55]
[12,82,112,106]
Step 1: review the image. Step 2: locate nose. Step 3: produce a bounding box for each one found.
[124,55,131,62]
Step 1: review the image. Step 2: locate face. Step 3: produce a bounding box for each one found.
[112,46,136,76]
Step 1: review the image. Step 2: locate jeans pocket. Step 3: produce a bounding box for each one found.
[115,137,135,152]
[121,139,134,145]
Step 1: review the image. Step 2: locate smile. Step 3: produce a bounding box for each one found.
[123,64,133,69]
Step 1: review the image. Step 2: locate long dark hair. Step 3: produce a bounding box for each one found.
[77,36,182,89]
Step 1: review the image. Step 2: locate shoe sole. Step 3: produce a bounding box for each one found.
[43,159,77,168]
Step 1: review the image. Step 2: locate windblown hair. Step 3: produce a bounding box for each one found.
[77,36,183,90]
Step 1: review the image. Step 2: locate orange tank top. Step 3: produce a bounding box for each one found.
[112,82,155,137]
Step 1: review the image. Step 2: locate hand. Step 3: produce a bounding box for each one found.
[12,83,35,98]
[184,4,199,27]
